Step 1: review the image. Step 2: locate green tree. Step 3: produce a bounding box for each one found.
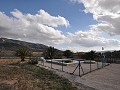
[0,49,1,58]
[44,46,56,59]
[84,50,96,60]
[63,50,73,58]
[104,52,112,58]
[76,52,85,59]
[16,48,32,61]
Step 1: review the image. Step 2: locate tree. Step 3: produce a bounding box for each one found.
[104,52,112,58]
[76,52,85,59]
[63,50,73,58]
[44,46,56,59]
[0,49,2,58]
[16,48,32,61]
[84,50,96,60]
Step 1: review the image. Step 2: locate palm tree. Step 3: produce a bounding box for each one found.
[44,46,56,59]
[16,48,32,61]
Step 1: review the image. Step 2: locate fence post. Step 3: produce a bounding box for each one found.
[51,59,52,68]
[102,58,103,68]
[43,59,44,66]
[62,60,63,71]
[79,60,80,76]
[97,58,98,69]
[90,59,91,72]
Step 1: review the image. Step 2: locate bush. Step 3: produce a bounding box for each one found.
[28,60,38,65]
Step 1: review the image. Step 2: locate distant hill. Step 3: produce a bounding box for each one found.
[0,38,48,52]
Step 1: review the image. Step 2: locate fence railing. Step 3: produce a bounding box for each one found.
[32,57,110,77]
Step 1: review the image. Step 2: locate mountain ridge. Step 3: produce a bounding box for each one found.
[0,37,48,52]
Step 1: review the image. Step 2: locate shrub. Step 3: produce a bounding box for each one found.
[28,60,38,65]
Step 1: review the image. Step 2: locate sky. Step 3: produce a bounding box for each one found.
[0,0,120,52]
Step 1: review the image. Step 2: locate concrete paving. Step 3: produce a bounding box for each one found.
[38,63,120,90]
[80,64,120,90]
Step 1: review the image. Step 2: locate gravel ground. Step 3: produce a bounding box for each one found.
[38,64,120,90]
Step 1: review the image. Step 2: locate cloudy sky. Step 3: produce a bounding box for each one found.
[0,0,120,52]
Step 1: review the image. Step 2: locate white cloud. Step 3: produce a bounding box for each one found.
[67,30,120,47]
[68,0,120,52]
[0,9,68,45]
[70,0,120,35]
[11,9,70,28]
[70,0,81,4]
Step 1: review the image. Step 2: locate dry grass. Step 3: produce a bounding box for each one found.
[0,58,29,65]
[0,65,43,90]
[0,59,78,90]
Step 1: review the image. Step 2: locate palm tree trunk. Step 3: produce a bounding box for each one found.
[21,58,25,61]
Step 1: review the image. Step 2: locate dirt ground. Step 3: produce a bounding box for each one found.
[0,58,29,65]
[0,59,78,90]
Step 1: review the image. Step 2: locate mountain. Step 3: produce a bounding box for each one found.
[0,38,48,52]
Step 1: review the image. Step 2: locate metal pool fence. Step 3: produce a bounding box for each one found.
[31,57,110,77]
